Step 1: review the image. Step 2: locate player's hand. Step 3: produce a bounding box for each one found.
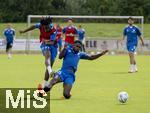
[2,39,6,45]
[141,41,145,46]
[102,50,109,55]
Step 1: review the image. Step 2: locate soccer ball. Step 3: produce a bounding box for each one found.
[118,91,129,103]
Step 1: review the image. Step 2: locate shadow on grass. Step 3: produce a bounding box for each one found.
[50,98,65,101]
[112,72,129,74]
[50,97,88,101]
[116,102,128,105]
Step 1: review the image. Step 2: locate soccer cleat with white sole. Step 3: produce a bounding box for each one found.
[128,67,135,73]
[128,69,135,73]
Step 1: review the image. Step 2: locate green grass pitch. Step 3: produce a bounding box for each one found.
[0,54,150,113]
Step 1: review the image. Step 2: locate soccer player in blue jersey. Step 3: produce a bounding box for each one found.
[43,40,108,99]
[121,17,144,73]
[78,25,86,51]
[20,17,57,88]
[3,23,15,59]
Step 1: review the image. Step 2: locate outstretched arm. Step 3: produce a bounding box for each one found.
[86,50,108,60]
[19,25,36,34]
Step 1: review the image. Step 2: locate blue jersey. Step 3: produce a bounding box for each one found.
[78,28,85,41]
[61,46,89,73]
[123,25,141,46]
[4,28,15,43]
[35,23,54,30]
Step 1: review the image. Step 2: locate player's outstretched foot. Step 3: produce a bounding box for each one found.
[38,92,43,97]
[38,84,43,90]
[44,86,50,92]
[37,84,43,97]
[37,84,47,97]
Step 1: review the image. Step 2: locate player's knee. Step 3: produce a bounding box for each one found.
[63,93,71,99]
[45,59,51,66]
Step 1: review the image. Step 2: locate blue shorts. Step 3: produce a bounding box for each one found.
[58,38,62,47]
[40,43,58,62]
[127,44,137,52]
[56,70,75,85]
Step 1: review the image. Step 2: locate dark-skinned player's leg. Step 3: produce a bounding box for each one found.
[44,58,54,81]
[38,49,53,92]
[43,50,51,81]
[39,73,61,97]
[63,83,72,99]
[44,74,62,92]
[38,49,51,97]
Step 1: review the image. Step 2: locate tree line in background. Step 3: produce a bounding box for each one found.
[0,0,150,23]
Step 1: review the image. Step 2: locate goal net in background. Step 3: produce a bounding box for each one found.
[26,15,144,54]
[3,15,144,54]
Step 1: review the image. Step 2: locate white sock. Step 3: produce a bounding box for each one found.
[42,80,49,88]
[130,64,134,71]
[134,65,138,71]
[8,53,12,58]
[47,65,52,75]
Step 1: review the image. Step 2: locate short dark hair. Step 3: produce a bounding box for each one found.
[128,16,134,20]
[74,40,82,46]
[46,17,52,23]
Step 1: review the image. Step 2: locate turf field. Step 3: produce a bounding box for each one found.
[0,23,150,39]
[0,54,150,113]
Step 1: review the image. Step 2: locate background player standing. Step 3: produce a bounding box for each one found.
[77,25,86,52]
[43,40,108,99]
[3,23,15,59]
[20,17,57,88]
[62,18,78,47]
[121,17,144,73]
